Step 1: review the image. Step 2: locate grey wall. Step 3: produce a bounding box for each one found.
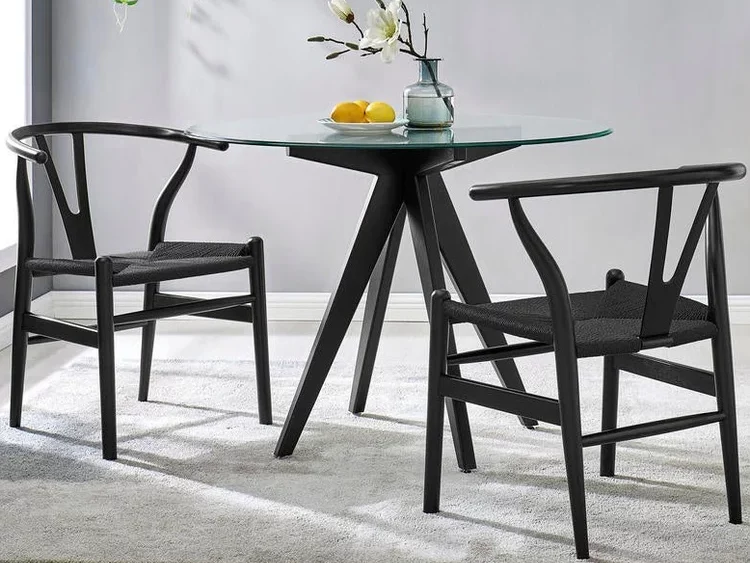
[0,0,53,317]
[30,0,53,296]
[49,0,750,295]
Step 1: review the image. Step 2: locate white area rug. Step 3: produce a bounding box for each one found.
[0,353,748,562]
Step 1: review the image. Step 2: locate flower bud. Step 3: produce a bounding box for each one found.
[328,0,355,24]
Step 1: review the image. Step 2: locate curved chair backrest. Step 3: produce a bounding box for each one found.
[471,163,747,343]
[6,122,229,261]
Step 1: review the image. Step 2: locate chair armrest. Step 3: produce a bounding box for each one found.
[6,133,48,164]
[470,163,746,201]
[9,123,229,155]
[182,132,230,151]
[82,123,230,151]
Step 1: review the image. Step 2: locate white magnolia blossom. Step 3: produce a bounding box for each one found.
[359,0,403,63]
[328,0,355,23]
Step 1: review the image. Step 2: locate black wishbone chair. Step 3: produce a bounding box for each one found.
[422,164,745,559]
[6,122,272,460]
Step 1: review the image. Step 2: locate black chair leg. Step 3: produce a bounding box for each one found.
[557,355,589,559]
[713,331,742,524]
[9,264,32,428]
[706,196,742,524]
[95,257,118,460]
[600,270,623,477]
[424,290,450,514]
[138,282,158,402]
[599,356,619,477]
[249,237,272,425]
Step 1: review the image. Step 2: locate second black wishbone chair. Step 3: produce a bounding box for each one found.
[7,122,272,460]
[422,163,745,559]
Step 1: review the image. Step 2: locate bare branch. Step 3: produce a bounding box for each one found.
[402,2,415,51]
[352,20,365,38]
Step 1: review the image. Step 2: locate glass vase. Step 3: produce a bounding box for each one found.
[403,58,455,129]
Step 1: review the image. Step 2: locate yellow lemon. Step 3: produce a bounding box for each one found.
[365,101,396,123]
[353,100,370,112]
[331,102,366,123]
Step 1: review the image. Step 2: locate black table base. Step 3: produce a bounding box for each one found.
[274,146,536,470]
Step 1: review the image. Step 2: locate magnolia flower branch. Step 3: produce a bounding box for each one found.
[308,35,423,60]
[310,0,427,62]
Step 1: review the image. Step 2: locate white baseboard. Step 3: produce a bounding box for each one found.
[0,310,9,351]
[0,244,17,273]
[49,291,432,323]
[0,292,54,350]
[47,290,750,325]
[2,290,750,351]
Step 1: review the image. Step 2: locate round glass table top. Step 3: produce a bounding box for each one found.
[187,114,612,150]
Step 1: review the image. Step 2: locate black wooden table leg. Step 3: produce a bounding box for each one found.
[406,174,477,472]
[275,175,405,457]
[428,173,538,428]
[350,205,407,414]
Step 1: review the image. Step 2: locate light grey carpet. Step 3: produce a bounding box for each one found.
[0,353,748,562]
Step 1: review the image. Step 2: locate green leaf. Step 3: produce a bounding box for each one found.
[307,36,326,42]
[345,42,359,50]
[114,0,139,5]
[326,50,349,60]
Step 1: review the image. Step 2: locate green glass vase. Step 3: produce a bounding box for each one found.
[403,58,455,129]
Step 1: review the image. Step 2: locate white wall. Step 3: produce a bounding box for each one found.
[50,0,750,295]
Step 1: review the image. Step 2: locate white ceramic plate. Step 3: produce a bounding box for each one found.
[318,117,408,134]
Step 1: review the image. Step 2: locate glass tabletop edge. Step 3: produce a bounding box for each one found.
[184,126,614,150]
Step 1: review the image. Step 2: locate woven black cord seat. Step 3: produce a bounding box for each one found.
[26,241,254,286]
[445,280,717,357]
[6,122,273,461]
